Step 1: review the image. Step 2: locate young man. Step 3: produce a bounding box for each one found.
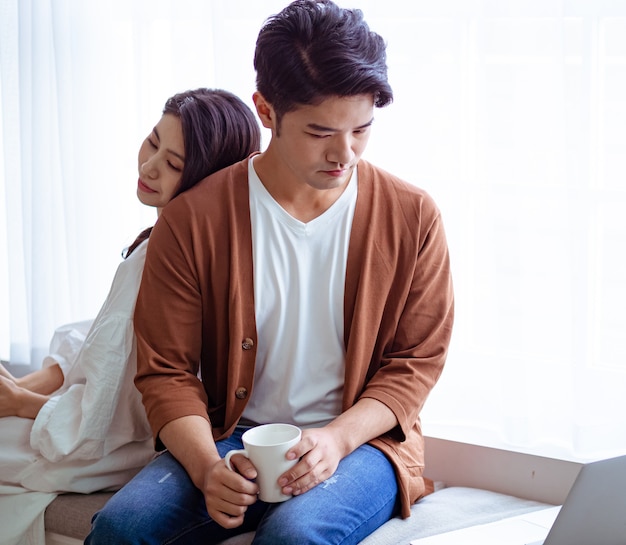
[86,1,454,544]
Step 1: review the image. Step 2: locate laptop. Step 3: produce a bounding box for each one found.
[410,453,626,545]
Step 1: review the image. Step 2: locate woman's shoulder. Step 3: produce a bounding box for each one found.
[125,237,149,261]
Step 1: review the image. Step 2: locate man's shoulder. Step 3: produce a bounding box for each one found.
[187,158,249,198]
[358,160,438,209]
[165,159,250,216]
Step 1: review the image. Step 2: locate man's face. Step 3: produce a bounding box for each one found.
[257,93,375,192]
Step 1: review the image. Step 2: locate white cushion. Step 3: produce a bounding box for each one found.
[218,487,552,545]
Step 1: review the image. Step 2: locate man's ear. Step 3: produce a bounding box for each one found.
[252,91,275,130]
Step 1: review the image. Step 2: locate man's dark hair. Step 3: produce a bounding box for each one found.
[254,0,393,124]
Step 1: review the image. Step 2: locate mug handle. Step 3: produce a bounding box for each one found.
[224,448,249,471]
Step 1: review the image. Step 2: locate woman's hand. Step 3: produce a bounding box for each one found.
[0,375,22,417]
[0,363,16,383]
[0,375,49,419]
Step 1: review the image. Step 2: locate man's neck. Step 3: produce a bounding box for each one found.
[252,152,354,223]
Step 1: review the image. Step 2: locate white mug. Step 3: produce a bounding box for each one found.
[224,423,301,503]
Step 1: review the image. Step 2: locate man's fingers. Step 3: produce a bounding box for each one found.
[226,454,258,480]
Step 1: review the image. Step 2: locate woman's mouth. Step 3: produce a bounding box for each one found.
[138,178,157,193]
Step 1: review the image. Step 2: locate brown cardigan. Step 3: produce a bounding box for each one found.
[134,157,454,517]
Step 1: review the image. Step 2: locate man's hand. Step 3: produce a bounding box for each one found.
[277,398,399,497]
[160,415,260,529]
[277,427,345,497]
[200,453,259,528]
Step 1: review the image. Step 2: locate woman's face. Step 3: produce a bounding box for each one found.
[137,113,185,213]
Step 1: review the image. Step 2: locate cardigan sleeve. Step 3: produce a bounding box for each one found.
[365,209,454,439]
[344,166,454,443]
[346,172,454,516]
[134,211,209,444]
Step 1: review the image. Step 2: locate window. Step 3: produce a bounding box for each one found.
[1,0,624,459]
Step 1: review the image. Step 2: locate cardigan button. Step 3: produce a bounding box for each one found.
[235,387,248,400]
[242,337,255,350]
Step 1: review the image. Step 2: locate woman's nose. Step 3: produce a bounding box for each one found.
[140,157,158,179]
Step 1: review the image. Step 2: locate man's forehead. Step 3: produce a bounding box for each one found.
[285,95,375,127]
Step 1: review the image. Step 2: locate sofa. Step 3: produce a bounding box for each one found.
[44,485,551,545]
[45,436,578,544]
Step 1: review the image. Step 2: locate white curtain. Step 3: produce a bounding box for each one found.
[1,0,625,460]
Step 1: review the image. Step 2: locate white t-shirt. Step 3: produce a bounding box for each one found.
[242,158,357,428]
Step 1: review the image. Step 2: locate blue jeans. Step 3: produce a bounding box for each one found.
[85,427,399,545]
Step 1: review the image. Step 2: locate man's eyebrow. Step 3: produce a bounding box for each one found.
[153,127,185,161]
[307,118,375,132]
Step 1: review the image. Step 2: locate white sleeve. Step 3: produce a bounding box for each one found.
[30,313,136,462]
[30,242,150,463]
[42,319,93,379]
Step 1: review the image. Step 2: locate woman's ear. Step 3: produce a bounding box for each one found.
[252,91,275,130]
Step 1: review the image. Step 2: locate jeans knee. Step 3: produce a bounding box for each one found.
[253,524,318,545]
[85,501,142,545]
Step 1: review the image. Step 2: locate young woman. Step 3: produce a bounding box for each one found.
[0,88,261,545]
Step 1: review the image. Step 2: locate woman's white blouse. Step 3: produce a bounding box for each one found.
[0,240,155,545]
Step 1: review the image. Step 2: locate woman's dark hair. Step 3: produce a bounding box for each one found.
[125,88,261,257]
[254,0,393,124]
[163,88,261,197]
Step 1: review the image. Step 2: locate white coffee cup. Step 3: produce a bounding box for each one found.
[224,423,301,503]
